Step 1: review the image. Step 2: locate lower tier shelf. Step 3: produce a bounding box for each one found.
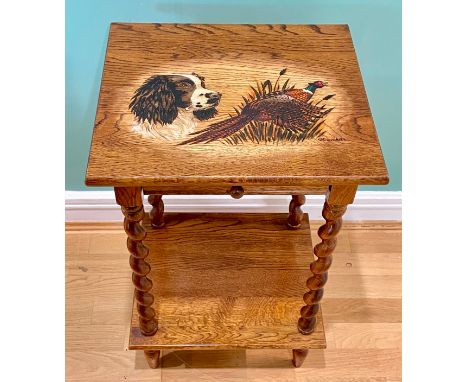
[128,212,326,350]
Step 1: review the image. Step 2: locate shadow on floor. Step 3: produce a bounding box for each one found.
[134,348,326,369]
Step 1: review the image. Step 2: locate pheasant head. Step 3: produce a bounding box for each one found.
[304,81,327,94]
[284,80,327,103]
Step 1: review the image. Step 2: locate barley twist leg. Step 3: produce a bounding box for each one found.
[298,201,347,334]
[287,195,306,229]
[121,202,158,336]
[148,194,165,228]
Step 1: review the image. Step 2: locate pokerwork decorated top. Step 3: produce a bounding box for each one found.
[85,23,388,187]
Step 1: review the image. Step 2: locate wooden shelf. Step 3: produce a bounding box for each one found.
[128,212,326,350]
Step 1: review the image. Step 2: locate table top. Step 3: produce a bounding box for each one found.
[85,23,388,188]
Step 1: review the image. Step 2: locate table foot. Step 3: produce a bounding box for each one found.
[292,349,309,367]
[144,350,160,369]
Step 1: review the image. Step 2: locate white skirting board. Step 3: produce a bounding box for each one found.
[65,191,401,222]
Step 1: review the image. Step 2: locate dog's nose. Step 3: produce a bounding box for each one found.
[206,92,221,100]
[206,92,221,104]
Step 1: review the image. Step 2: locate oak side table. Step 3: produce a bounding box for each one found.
[85,23,388,369]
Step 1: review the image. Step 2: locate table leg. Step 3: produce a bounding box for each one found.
[287,195,306,229]
[115,187,158,336]
[148,194,165,228]
[297,185,357,335]
[144,350,161,368]
[292,349,309,367]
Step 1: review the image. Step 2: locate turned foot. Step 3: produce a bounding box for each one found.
[292,349,309,367]
[144,350,161,369]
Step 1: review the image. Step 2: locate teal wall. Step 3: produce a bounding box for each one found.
[66,0,401,191]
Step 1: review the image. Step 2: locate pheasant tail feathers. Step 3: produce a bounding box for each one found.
[181,114,249,145]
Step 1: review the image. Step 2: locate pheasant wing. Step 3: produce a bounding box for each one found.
[269,97,325,133]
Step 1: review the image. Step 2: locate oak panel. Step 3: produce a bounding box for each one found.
[85,23,388,188]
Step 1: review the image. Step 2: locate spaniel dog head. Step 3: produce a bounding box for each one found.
[129,73,221,125]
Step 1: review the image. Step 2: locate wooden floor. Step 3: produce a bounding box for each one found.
[66,220,401,382]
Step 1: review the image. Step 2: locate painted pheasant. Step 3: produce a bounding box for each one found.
[181,80,329,145]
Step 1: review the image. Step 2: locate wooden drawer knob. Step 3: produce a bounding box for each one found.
[230,186,244,199]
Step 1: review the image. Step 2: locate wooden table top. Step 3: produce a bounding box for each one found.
[85,23,388,188]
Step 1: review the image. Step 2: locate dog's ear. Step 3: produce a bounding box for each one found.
[129,75,178,125]
[192,72,206,87]
[192,72,205,81]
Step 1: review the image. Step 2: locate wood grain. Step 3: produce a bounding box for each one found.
[114,186,142,207]
[128,212,326,350]
[85,23,388,188]
[65,220,401,232]
[66,221,401,381]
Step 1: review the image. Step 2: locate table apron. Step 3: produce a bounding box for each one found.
[142,185,328,196]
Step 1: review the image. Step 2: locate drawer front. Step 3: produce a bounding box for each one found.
[143,184,328,196]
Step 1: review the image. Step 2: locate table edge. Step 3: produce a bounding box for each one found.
[84,174,389,187]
